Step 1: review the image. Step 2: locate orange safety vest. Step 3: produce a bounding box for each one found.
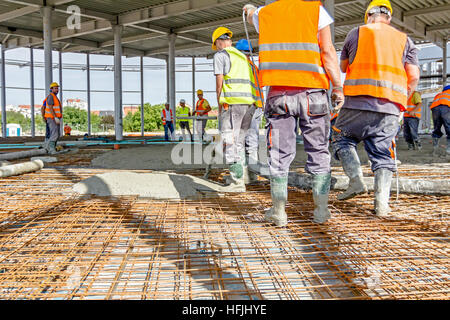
[404,92,422,119]
[64,125,71,134]
[162,108,173,125]
[430,89,450,109]
[343,23,408,110]
[195,99,209,116]
[44,93,62,119]
[258,0,329,89]
[248,58,264,108]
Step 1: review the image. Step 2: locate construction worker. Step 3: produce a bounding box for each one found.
[194,89,212,141]
[244,0,345,226]
[212,26,258,192]
[332,0,420,217]
[178,99,193,142]
[64,123,72,136]
[403,90,423,150]
[161,103,175,141]
[43,82,63,154]
[236,39,264,184]
[430,85,450,155]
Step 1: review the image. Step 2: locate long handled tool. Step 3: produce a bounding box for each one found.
[393,113,404,202]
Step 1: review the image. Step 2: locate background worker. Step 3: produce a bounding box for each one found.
[236,39,264,184]
[64,123,72,136]
[178,99,193,142]
[194,89,212,141]
[403,90,423,150]
[244,0,345,226]
[43,82,63,154]
[212,27,257,192]
[161,103,175,141]
[429,85,450,156]
[333,0,420,217]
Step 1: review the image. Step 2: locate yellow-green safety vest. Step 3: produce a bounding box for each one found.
[179,107,190,118]
[220,46,258,106]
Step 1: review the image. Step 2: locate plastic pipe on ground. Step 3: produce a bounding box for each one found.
[0,159,44,178]
[0,148,48,161]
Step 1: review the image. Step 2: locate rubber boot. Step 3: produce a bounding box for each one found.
[47,141,57,155]
[337,148,368,200]
[374,169,393,217]
[224,162,246,192]
[244,151,259,184]
[407,143,415,150]
[312,173,331,224]
[432,137,440,156]
[265,176,288,227]
[414,140,422,151]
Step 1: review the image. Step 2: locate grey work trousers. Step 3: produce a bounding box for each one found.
[265,89,331,177]
[195,119,208,140]
[220,104,256,164]
[47,118,61,142]
[332,108,399,173]
[245,107,263,164]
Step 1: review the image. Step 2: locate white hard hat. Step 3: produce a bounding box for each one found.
[180,99,186,104]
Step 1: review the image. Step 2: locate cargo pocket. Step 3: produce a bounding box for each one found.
[265,94,289,117]
[307,90,329,116]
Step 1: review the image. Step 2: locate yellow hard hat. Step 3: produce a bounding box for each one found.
[50,82,60,89]
[211,27,233,50]
[365,0,393,24]
[197,89,203,95]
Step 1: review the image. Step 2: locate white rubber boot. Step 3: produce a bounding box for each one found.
[312,173,331,224]
[224,163,246,192]
[265,176,288,227]
[374,168,393,217]
[337,148,368,200]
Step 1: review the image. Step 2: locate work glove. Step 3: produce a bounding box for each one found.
[331,87,345,113]
[54,117,61,125]
[243,4,257,22]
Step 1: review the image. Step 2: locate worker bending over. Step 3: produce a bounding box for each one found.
[333,0,420,217]
[43,82,63,154]
[194,90,212,141]
[245,0,344,226]
[178,99,193,142]
[430,85,450,156]
[161,103,175,142]
[236,39,264,184]
[403,91,423,150]
[212,27,258,192]
[64,124,72,136]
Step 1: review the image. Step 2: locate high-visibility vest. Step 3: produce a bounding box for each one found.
[195,99,209,116]
[343,23,408,109]
[404,92,422,118]
[162,108,173,125]
[219,46,257,106]
[248,57,264,108]
[430,89,450,109]
[258,0,329,89]
[179,107,190,118]
[64,125,71,134]
[44,93,62,119]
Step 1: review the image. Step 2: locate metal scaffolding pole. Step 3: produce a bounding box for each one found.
[30,47,35,137]
[166,56,169,104]
[42,6,53,93]
[113,24,123,141]
[86,52,91,136]
[59,50,63,136]
[168,33,177,126]
[0,45,5,138]
[323,0,335,43]
[192,56,196,137]
[140,55,144,137]
[444,37,448,86]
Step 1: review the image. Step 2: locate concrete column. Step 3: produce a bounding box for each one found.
[168,33,177,125]
[140,55,145,137]
[30,47,35,137]
[443,37,448,86]
[59,50,63,136]
[165,56,169,104]
[113,24,123,141]
[86,52,91,135]
[42,6,53,93]
[1,45,6,138]
[323,0,335,43]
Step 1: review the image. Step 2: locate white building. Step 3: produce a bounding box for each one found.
[64,98,87,110]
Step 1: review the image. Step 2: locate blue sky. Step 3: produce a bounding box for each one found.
[1,43,449,111]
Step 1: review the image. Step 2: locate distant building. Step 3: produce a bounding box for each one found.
[123,106,139,115]
[92,110,114,117]
[64,98,87,110]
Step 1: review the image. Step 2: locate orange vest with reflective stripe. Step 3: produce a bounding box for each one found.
[44,93,62,119]
[404,92,421,118]
[162,108,173,125]
[64,125,71,134]
[258,0,329,89]
[248,58,264,108]
[430,89,450,109]
[195,99,209,116]
[344,23,408,110]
